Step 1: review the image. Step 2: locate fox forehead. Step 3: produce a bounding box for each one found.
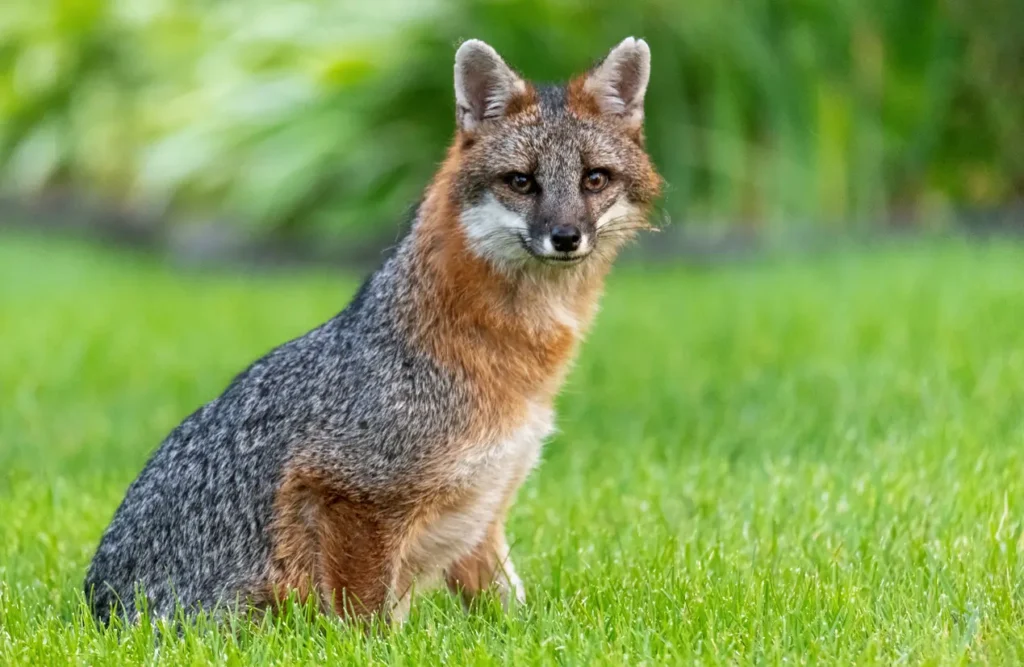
[475,85,636,160]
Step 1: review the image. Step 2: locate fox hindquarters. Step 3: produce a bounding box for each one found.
[83,36,662,625]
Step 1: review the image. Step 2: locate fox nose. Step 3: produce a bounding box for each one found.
[549,224,582,253]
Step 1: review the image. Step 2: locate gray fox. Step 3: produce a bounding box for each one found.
[84,37,662,624]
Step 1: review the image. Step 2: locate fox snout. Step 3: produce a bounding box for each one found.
[549,224,582,253]
[531,213,591,262]
[528,198,593,261]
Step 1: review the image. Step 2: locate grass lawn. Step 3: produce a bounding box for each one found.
[2,233,1024,664]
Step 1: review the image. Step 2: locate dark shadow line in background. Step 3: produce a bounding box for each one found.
[1,192,1022,275]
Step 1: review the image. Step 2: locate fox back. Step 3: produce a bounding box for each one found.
[84,37,661,624]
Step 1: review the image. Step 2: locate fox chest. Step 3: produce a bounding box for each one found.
[406,402,554,572]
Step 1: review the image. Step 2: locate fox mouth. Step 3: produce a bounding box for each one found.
[516,234,592,265]
[539,254,589,264]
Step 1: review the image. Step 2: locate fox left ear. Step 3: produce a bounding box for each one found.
[583,37,651,130]
[454,39,527,133]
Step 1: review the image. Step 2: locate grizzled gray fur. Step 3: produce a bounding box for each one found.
[84,238,469,622]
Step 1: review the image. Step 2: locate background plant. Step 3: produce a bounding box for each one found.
[1,0,1020,245]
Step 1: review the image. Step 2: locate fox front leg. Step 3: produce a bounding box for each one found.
[445,522,525,610]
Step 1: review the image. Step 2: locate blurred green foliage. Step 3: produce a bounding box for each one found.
[1,0,1021,241]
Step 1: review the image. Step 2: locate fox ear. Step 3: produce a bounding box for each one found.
[583,37,651,129]
[454,39,526,132]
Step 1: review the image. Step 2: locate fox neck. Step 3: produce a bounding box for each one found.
[403,145,611,405]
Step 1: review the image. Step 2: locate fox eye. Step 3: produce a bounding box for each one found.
[583,169,610,193]
[504,172,537,195]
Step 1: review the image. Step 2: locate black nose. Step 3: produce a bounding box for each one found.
[550,224,582,253]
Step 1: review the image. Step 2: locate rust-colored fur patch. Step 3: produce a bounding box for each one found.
[567,77,603,118]
[503,82,540,118]
[268,465,401,619]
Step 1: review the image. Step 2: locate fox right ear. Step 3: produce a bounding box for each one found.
[583,37,651,130]
[454,40,526,132]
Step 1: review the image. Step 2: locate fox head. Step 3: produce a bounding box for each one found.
[447,38,662,270]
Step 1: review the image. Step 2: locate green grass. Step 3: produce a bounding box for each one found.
[2,233,1024,664]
